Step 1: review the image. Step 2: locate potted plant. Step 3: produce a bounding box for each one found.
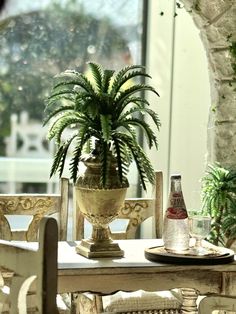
[201,163,236,248]
[44,62,160,257]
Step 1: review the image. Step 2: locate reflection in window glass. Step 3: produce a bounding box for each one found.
[0,0,144,193]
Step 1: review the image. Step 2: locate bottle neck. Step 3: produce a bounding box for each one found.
[168,177,187,211]
[170,178,182,193]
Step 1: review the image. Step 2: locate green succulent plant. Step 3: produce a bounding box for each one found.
[43,62,160,190]
[201,163,236,247]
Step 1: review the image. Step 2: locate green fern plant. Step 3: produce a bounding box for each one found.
[201,163,236,247]
[43,62,160,190]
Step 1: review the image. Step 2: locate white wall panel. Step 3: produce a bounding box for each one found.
[143,1,210,237]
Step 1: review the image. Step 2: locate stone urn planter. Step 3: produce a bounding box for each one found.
[75,153,129,258]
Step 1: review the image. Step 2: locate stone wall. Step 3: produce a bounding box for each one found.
[181,0,236,166]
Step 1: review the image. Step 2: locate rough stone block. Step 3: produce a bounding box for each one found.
[198,0,234,22]
[210,49,235,78]
[213,123,236,166]
[211,83,236,121]
[206,5,236,46]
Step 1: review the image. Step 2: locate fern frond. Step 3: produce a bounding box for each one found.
[43,105,74,126]
[115,97,150,119]
[47,89,76,101]
[102,69,115,92]
[110,68,151,97]
[50,144,66,177]
[53,75,95,95]
[114,133,154,190]
[45,94,76,109]
[57,140,71,177]
[100,142,111,187]
[47,113,84,142]
[69,143,82,183]
[121,117,158,148]
[111,65,145,94]
[113,136,130,184]
[100,114,112,142]
[115,84,159,107]
[144,108,161,130]
[69,129,93,182]
[87,62,103,92]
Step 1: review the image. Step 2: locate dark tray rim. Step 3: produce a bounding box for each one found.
[144,245,235,265]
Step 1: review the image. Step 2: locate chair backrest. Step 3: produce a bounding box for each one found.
[0,217,58,314]
[74,170,163,240]
[4,111,54,158]
[0,177,69,241]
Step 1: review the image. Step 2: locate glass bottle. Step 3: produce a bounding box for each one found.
[162,174,189,252]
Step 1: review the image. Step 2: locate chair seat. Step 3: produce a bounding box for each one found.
[102,290,182,313]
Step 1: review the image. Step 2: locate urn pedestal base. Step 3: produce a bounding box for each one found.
[76,226,124,258]
[76,238,124,258]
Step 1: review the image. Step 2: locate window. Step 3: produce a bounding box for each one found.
[0,0,145,195]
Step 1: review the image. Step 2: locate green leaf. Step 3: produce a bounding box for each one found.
[100,114,112,142]
[102,69,115,92]
[115,84,159,107]
[87,62,103,91]
[43,105,74,126]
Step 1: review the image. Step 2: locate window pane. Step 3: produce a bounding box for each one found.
[0,0,144,194]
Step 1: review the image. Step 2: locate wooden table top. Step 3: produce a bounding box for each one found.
[55,239,236,295]
[57,239,235,269]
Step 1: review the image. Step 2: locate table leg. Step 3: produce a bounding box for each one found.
[181,288,199,314]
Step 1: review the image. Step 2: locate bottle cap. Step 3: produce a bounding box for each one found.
[171,174,181,179]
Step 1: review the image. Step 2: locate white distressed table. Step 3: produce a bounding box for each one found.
[57,239,236,314]
[5,239,236,313]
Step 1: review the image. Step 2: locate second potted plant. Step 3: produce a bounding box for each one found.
[201,163,236,248]
[44,62,160,257]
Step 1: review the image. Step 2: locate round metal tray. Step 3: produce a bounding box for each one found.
[145,245,235,265]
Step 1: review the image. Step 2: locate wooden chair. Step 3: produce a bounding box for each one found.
[73,171,182,314]
[0,178,70,313]
[0,216,58,314]
[0,177,69,241]
[4,111,55,194]
[198,294,236,313]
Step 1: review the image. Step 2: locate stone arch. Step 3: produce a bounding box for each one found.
[181,0,236,166]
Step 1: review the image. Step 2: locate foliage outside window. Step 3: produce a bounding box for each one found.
[0,0,144,194]
[0,0,144,157]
